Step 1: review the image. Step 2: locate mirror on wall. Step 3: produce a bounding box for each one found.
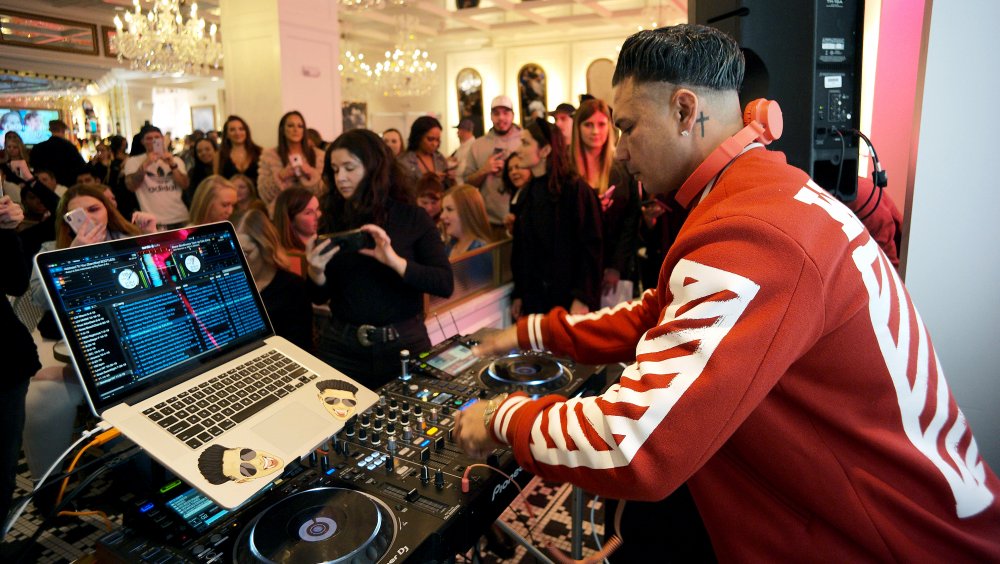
[517,64,547,127]
[586,58,615,104]
[0,10,98,55]
[456,68,485,137]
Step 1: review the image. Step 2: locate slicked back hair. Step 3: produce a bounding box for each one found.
[612,24,744,91]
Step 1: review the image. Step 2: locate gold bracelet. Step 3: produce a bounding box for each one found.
[482,393,509,431]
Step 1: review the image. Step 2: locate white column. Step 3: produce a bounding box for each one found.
[220,0,342,147]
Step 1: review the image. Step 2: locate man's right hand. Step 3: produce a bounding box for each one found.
[472,325,519,358]
[0,196,24,230]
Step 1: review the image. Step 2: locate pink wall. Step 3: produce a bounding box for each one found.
[869,0,926,216]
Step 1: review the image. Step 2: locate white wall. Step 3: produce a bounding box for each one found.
[903,0,1000,468]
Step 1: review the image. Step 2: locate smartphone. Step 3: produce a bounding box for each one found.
[492,147,504,157]
[317,228,375,253]
[290,154,304,167]
[64,208,92,233]
[152,137,164,155]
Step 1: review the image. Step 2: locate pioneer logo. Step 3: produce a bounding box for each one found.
[492,467,523,502]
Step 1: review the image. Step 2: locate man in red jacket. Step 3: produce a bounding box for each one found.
[455,24,1000,560]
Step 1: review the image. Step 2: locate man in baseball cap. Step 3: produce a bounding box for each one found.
[456,95,521,235]
[549,102,576,145]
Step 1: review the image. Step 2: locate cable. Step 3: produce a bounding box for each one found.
[462,463,536,522]
[547,497,625,564]
[832,128,846,200]
[2,421,111,538]
[590,494,610,564]
[56,427,121,506]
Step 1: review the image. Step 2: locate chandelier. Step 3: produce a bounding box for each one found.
[112,0,223,74]
[339,18,438,98]
[338,0,406,11]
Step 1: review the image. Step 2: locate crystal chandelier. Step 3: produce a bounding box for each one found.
[112,0,223,74]
[339,47,375,100]
[338,0,406,11]
[371,17,438,97]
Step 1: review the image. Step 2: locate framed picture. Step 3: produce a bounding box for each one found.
[0,10,98,56]
[190,105,216,133]
[101,25,118,58]
[342,101,367,131]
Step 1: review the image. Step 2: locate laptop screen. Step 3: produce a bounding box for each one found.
[36,222,273,411]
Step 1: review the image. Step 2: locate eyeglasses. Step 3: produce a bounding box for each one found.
[323,397,357,407]
[239,448,258,477]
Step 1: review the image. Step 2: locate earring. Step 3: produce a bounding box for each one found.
[681,130,690,137]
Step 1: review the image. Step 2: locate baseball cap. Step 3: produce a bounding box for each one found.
[491,95,514,111]
[454,118,475,131]
[548,103,576,117]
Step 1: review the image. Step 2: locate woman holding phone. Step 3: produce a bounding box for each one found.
[307,129,452,389]
[1,131,32,187]
[570,98,641,299]
[258,111,324,205]
[397,116,454,195]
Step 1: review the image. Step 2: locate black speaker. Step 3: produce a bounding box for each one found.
[693,0,865,201]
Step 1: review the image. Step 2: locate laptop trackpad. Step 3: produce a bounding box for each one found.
[252,403,329,452]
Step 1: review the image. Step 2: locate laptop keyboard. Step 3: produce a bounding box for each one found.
[141,350,317,449]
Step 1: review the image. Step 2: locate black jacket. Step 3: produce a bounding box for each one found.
[1,230,41,390]
[511,174,603,314]
[28,136,85,187]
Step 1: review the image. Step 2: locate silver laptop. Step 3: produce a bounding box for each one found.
[35,221,378,509]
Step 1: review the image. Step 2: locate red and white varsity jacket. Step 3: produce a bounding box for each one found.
[490,149,1000,561]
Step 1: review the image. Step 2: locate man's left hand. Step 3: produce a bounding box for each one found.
[453,400,503,459]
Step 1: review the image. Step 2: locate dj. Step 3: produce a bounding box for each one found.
[454,25,1000,560]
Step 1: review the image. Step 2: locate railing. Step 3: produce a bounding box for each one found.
[426,238,513,315]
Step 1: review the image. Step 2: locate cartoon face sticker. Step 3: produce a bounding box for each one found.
[197,445,283,485]
[315,379,360,420]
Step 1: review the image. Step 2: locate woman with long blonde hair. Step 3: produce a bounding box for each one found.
[188,175,238,225]
[570,98,641,298]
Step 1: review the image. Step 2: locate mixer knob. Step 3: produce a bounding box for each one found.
[360,413,370,427]
[414,404,423,416]
[321,454,330,472]
[379,395,387,406]
[386,422,396,436]
[373,418,383,431]
[375,405,385,418]
[429,407,439,423]
[344,418,356,437]
[402,425,413,441]
[401,412,410,425]
[308,451,318,467]
[387,437,397,453]
[401,401,410,413]
[371,431,381,445]
[387,410,397,422]
[420,465,430,484]
[358,427,367,441]
[434,468,445,489]
[390,398,398,409]
[417,415,426,431]
[385,455,395,473]
[342,442,351,457]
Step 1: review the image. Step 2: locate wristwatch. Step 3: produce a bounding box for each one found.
[482,393,509,430]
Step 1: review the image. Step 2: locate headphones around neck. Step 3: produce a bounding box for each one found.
[674,98,783,209]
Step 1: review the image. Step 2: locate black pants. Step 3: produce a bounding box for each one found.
[317,317,431,391]
[605,484,716,563]
[0,378,29,523]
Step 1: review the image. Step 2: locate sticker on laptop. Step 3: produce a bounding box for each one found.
[316,380,359,421]
[198,445,283,485]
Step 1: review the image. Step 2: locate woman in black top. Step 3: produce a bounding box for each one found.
[186,138,217,206]
[510,118,602,319]
[308,129,453,388]
[217,115,261,185]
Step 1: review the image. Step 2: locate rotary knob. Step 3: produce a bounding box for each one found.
[420,465,430,484]
[371,431,381,445]
[358,427,367,441]
[434,468,445,489]
[360,413,370,427]
[429,407,439,423]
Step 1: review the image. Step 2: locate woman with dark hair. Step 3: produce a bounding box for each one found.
[186,137,218,206]
[218,115,262,185]
[307,128,452,388]
[258,111,324,205]
[570,98,641,300]
[397,116,453,195]
[509,117,602,319]
[273,186,321,277]
[106,134,140,218]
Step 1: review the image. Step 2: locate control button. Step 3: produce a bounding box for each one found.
[413,404,423,416]
[419,447,430,462]
[402,401,410,413]
[434,468,445,489]
[358,427,367,441]
[371,431,381,445]
[408,384,419,393]
[373,419,383,431]
[342,442,351,457]
[435,436,446,451]
[360,413,370,427]
[420,465,430,484]
[321,455,330,472]
[406,488,420,502]
[426,426,439,436]
[385,455,394,472]
[390,398,398,409]
[402,425,413,441]
[386,422,396,436]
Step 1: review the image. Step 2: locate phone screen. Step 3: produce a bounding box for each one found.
[152,138,164,155]
[64,208,91,232]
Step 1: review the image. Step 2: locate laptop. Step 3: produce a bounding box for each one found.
[35,221,378,509]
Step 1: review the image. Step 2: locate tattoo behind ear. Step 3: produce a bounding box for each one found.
[696,112,710,138]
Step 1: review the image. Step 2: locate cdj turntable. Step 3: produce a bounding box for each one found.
[410,333,607,398]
